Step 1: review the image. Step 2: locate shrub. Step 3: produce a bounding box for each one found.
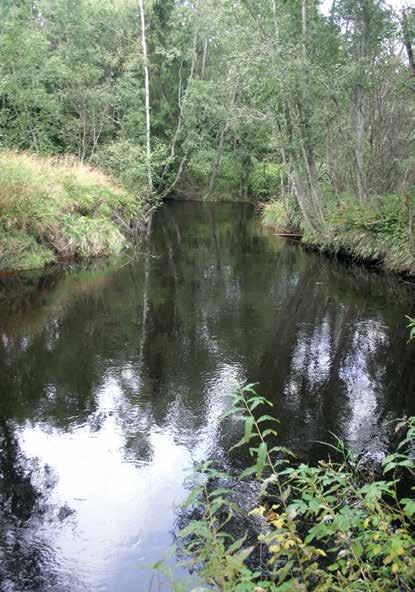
[250,162,281,200]
[95,138,169,198]
[187,148,243,196]
[303,194,415,273]
[157,385,415,591]
[261,199,301,233]
[0,228,55,271]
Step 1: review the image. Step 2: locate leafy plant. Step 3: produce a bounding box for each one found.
[158,384,415,591]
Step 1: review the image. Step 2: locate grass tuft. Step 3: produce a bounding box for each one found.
[0,151,142,271]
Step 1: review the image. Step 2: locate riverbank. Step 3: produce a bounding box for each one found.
[0,151,142,272]
[262,196,415,275]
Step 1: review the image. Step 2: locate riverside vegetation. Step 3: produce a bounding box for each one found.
[155,384,415,592]
[0,152,142,271]
[1,1,415,272]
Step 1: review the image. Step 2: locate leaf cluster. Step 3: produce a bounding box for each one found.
[156,384,415,592]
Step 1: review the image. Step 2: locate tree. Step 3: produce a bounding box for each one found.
[138,0,153,194]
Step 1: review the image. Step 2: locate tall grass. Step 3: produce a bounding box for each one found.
[261,195,415,274]
[0,151,142,271]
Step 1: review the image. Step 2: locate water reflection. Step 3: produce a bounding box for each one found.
[0,201,414,590]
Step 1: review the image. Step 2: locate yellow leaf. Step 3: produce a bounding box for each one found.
[266,511,278,522]
[269,545,280,554]
[249,506,265,517]
[284,540,296,549]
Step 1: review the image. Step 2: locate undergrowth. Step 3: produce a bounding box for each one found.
[262,195,415,274]
[0,151,142,271]
[155,384,415,591]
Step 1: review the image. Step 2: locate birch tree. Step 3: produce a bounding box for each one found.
[138,0,153,194]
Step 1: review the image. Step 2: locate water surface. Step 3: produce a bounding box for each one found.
[0,201,414,591]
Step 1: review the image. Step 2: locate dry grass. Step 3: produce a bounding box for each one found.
[0,150,141,271]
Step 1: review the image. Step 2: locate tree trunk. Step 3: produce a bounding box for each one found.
[160,29,198,185]
[402,9,415,78]
[353,5,369,206]
[138,0,152,194]
[201,38,208,80]
[271,0,322,230]
[403,170,414,249]
[208,87,237,194]
[326,125,340,204]
[189,29,198,81]
[355,82,367,205]
[301,0,307,57]
[270,0,280,47]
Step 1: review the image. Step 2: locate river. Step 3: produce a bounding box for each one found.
[0,201,414,591]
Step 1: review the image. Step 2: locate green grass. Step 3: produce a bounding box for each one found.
[0,151,142,271]
[262,195,415,275]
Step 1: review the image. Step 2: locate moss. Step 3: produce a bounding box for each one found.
[0,150,142,271]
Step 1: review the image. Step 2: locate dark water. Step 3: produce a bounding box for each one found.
[0,201,415,591]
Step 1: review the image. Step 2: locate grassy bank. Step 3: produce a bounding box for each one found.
[262,196,415,275]
[0,151,142,272]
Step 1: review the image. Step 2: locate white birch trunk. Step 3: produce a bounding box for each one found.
[139,0,152,193]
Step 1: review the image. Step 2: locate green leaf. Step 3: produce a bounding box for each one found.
[230,437,247,452]
[210,488,231,498]
[183,486,203,508]
[401,498,415,517]
[257,414,279,424]
[238,465,258,480]
[227,534,247,554]
[262,428,278,438]
[244,416,254,443]
[256,442,267,479]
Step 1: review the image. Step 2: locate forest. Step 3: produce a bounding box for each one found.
[1,0,415,272]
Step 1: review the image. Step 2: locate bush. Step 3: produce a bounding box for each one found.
[156,385,415,591]
[187,148,243,197]
[250,162,281,200]
[95,138,169,197]
[262,199,302,232]
[0,228,55,271]
[304,194,415,274]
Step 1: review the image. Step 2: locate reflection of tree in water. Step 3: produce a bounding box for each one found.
[1,202,415,470]
[0,420,72,592]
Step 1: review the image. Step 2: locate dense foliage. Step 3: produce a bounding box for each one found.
[159,385,415,591]
[2,1,413,207]
[1,0,415,271]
